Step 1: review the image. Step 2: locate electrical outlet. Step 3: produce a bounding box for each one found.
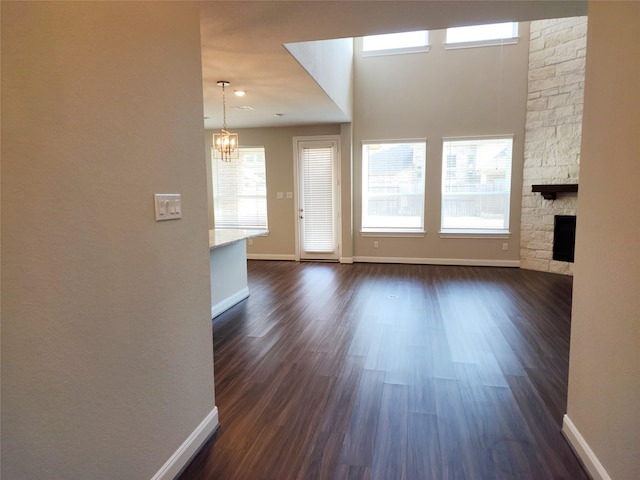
[373,240,379,248]
[502,243,509,251]
[248,238,253,246]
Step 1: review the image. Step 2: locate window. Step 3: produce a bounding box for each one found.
[212,146,267,229]
[445,22,518,47]
[441,137,512,232]
[362,30,429,54]
[362,141,426,233]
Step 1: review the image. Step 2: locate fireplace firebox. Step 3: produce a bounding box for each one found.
[553,215,577,263]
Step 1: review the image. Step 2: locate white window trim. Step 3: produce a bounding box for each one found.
[439,230,511,239]
[440,134,514,235]
[444,37,519,50]
[362,45,431,57]
[212,145,268,230]
[442,134,514,142]
[360,229,426,238]
[361,30,430,57]
[444,21,519,50]
[361,138,427,235]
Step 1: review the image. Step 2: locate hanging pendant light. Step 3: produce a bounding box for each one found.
[212,81,239,162]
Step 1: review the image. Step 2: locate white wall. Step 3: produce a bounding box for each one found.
[285,38,354,121]
[564,2,640,480]
[1,2,216,479]
[352,26,529,264]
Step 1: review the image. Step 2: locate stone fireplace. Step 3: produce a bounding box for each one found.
[520,16,587,275]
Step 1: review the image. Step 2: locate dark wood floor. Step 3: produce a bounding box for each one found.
[178,261,588,480]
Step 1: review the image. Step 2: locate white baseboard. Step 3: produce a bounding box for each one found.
[246,253,296,261]
[245,254,520,267]
[562,414,611,480]
[211,287,249,318]
[352,256,520,267]
[151,407,219,480]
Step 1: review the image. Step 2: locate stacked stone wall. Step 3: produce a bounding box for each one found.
[521,17,588,275]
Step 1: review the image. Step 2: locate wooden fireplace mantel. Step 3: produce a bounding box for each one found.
[531,184,579,200]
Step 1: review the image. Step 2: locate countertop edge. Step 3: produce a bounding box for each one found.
[209,229,269,249]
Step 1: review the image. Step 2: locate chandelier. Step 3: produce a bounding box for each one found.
[212,81,239,162]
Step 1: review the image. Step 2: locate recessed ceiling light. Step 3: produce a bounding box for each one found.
[274,113,284,117]
[234,90,246,97]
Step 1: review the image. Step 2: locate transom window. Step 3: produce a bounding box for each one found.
[446,22,518,47]
[212,146,268,229]
[362,141,426,233]
[362,30,429,54]
[441,137,512,232]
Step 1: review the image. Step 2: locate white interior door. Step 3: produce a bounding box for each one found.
[295,137,339,261]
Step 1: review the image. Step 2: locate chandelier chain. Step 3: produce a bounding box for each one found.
[221,83,228,131]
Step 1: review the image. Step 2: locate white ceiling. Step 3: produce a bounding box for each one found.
[200,1,587,130]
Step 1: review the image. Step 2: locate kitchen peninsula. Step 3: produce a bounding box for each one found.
[209,228,267,318]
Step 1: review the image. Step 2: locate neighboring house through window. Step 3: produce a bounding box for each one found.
[441,137,513,233]
[362,141,426,233]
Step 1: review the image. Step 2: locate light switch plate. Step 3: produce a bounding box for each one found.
[155,194,182,221]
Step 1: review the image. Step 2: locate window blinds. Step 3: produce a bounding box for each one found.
[212,147,267,229]
[301,146,334,252]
